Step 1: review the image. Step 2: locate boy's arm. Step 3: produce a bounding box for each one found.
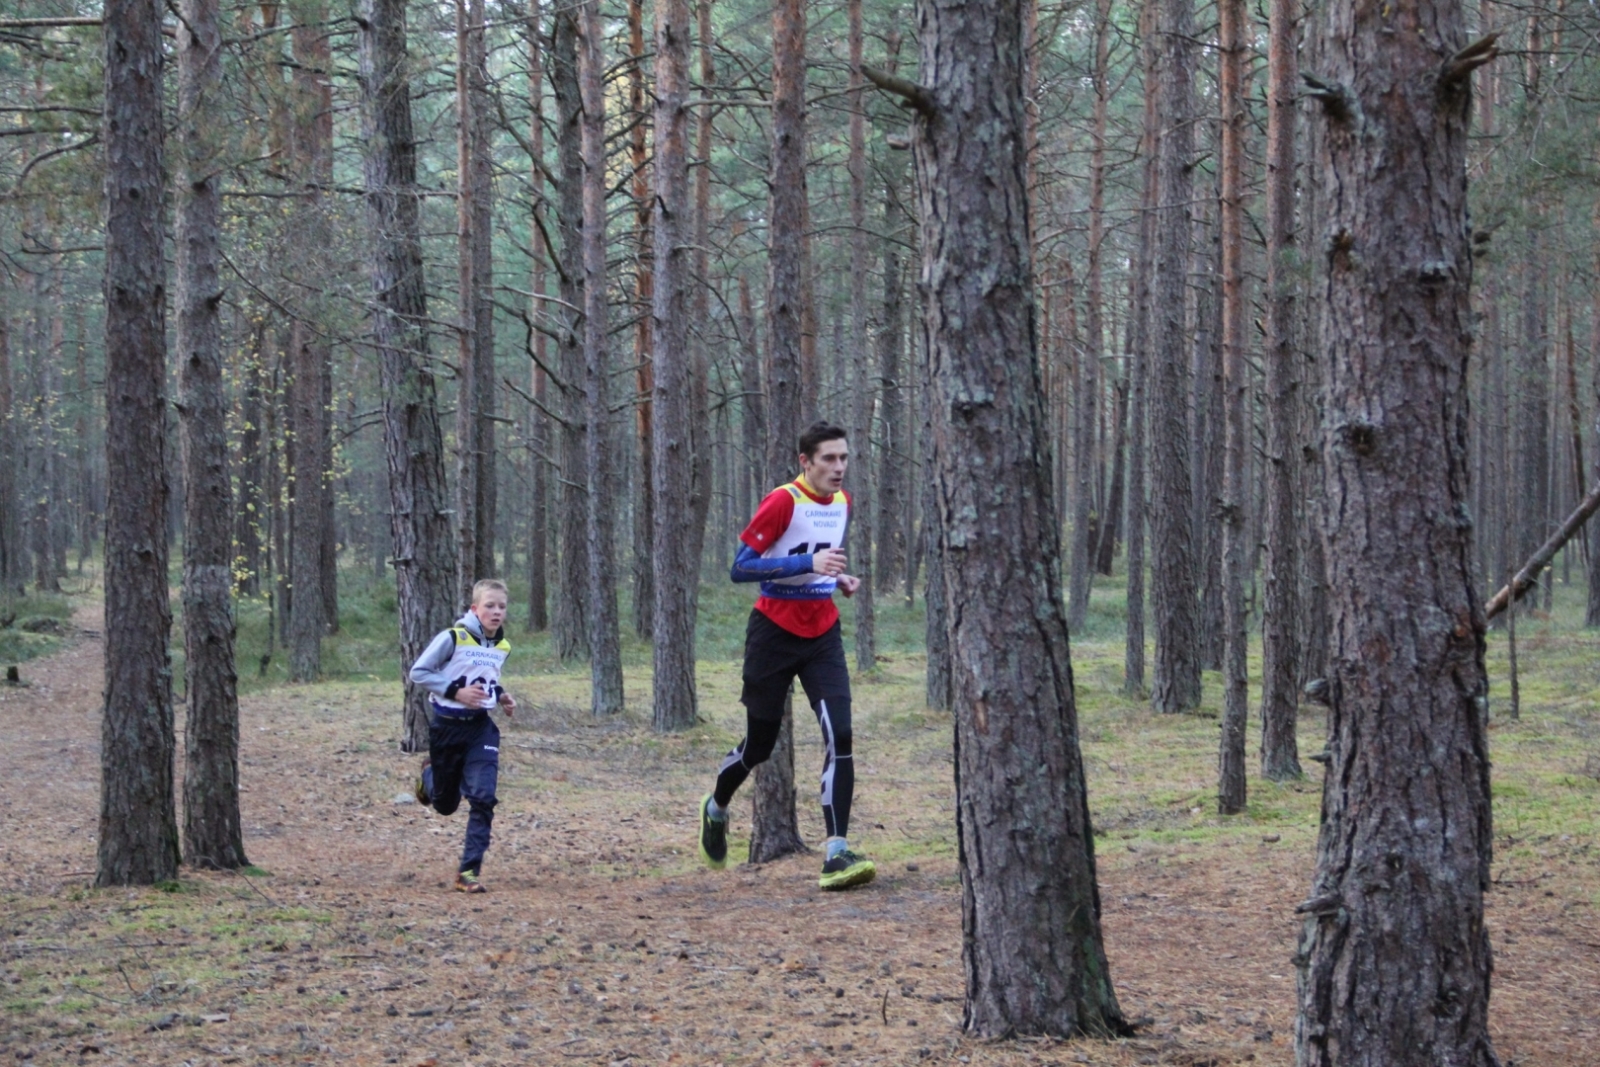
[408,629,461,699]
[730,543,816,584]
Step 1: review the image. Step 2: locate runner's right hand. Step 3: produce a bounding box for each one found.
[812,547,848,576]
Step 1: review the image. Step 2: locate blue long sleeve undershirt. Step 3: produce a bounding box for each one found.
[730,543,815,584]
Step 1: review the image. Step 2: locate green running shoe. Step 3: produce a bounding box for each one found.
[454,869,486,894]
[698,794,728,869]
[819,849,876,891]
[414,758,432,806]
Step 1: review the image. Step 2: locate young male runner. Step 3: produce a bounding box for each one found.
[409,579,518,893]
[698,422,876,890]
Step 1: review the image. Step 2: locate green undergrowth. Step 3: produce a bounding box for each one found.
[0,590,74,672]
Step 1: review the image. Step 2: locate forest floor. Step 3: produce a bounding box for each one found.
[3,598,1599,1067]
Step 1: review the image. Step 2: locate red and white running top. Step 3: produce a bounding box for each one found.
[741,478,851,638]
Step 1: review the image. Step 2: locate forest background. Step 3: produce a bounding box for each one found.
[2,0,1600,1062]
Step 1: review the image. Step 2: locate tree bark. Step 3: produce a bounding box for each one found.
[630,0,656,640]
[1148,0,1202,713]
[357,0,459,753]
[454,0,494,602]
[1216,0,1250,814]
[526,0,550,633]
[748,0,810,861]
[650,0,701,731]
[1259,0,1303,780]
[99,0,180,887]
[579,0,625,717]
[1068,0,1113,633]
[0,318,20,596]
[1293,1,1498,1061]
[551,8,590,662]
[287,320,324,681]
[176,0,247,871]
[848,0,876,672]
[234,322,266,597]
[907,0,1127,1033]
[1124,1,1158,697]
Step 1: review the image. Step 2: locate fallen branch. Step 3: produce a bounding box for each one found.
[1485,479,1600,620]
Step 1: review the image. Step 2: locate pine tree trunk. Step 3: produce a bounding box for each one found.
[847,0,876,671]
[357,0,460,754]
[176,0,247,871]
[1216,0,1250,814]
[907,0,1127,1032]
[1293,1,1498,1060]
[874,173,908,597]
[99,0,180,888]
[287,321,324,680]
[454,0,496,596]
[749,0,811,860]
[649,0,700,731]
[1124,5,1158,697]
[0,319,20,596]
[1259,0,1303,779]
[629,0,656,640]
[526,1,550,633]
[579,0,625,717]
[234,323,266,597]
[1148,0,1202,713]
[551,9,591,662]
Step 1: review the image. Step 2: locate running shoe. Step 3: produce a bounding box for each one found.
[414,758,432,806]
[698,794,728,870]
[454,869,486,894]
[819,849,876,891]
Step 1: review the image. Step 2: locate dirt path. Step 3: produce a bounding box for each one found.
[1,612,1596,1066]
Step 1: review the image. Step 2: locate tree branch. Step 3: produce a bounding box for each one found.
[861,64,935,116]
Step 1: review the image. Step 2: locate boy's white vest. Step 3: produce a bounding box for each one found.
[431,624,509,714]
[759,481,849,601]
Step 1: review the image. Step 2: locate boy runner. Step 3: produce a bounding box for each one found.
[410,579,518,893]
[698,422,877,890]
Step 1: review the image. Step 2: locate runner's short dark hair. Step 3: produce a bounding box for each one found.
[798,422,848,459]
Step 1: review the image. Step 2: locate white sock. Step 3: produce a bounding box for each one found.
[825,837,848,861]
[706,797,727,821]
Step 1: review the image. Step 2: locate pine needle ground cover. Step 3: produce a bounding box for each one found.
[1,586,1596,1066]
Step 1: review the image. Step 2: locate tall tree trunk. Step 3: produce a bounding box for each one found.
[1096,370,1127,576]
[357,0,460,753]
[99,0,180,887]
[0,319,20,596]
[176,0,247,870]
[551,8,590,662]
[848,0,876,671]
[902,0,1128,1033]
[1148,0,1202,713]
[234,321,266,597]
[1259,0,1303,779]
[287,321,324,681]
[1587,206,1600,625]
[579,0,625,717]
[1293,2,1498,1062]
[1216,0,1250,814]
[1068,0,1113,632]
[455,0,483,602]
[630,0,656,640]
[455,0,497,592]
[875,166,909,595]
[650,0,701,731]
[1124,1,1159,697]
[749,0,810,862]
[739,272,766,525]
[526,0,550,632]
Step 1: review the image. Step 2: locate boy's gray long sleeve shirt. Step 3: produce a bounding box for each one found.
[409,612,486,700]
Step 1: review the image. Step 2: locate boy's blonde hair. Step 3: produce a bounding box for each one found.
[471,578,509,606]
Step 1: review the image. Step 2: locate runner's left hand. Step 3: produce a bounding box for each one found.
[837,574,860,598]
[500,692,517,718]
